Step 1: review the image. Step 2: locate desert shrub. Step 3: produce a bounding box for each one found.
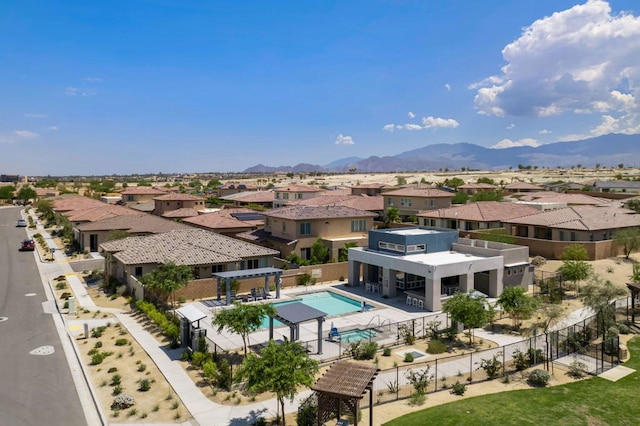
[112,384,123,396]
[568,360,587,379]
[59,292,71,300]
[399,324,416,345]
[91,352,111,365]
[427,339,447,354]
[617,323,630,334]
[527,369,550,386]
[347,341,378,360]
[217,359,232,390]
[94,341,103,349]
[110,374,122,386]
[111,394,135,410]
[191,351,209,368]
[512,349,528,371]
[138,379,151,392]
[404,352,414,363]
[527,348,545,365]
[450,381,466,396]
[408,392,426,406]
[383,347,392,357]
[137,363,147,372]
[91,326,106,338]
[55,281,67,290]
[296,400,317,426]
[477,352,502,380]
[107,367,118,373]
[406,367,433,394]
[115,338,128,346]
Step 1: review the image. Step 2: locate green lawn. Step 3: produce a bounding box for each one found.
[385,337,640,426]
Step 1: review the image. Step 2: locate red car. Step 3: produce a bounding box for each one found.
[20,239,35,251]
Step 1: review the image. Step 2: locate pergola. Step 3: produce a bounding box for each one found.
[213,267,284,306]
[311,361,379,426]
[268,302,326,354]
[627,282,640,323]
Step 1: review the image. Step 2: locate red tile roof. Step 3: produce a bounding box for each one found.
[120,187,168,195]
[504,205,640,231]
[154,193,204,201]
[264,205,377,220]
[182,208,264,230]
[383,187,454,198]
[418,201,539,222]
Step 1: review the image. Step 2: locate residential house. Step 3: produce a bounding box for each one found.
[286,193,384,217]
[540,181,586,192]
[238,205,377,261]
[593,180,640,194]
[513,192,611,207]
[417,201,540,232]
[350,183,391,196]
[76,212,192,252]
[120,187,168,206]
[217,183,259,197]
[100,229,278,289]
[458,183,498,195]
[53,196,137,226]
[219,190,275,208]
[383,186,454,220]
[152,193,206,216]
[182,207,264,237]
[273,185,323,208]
[503,182,544,193]
[502,205,640,260]
[348,228,532,311]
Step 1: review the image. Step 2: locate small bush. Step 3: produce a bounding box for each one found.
[450,381,466,396]
[111,374,122,386]
[55,281,67,290]
[112,385,123,396]
[408,392,426,406]
[137,363,147,372]
[138,379,151,392]
[567,360,587,379]
[111,394,135,410]
[107,367,118,373]
[477,352,503,380]
[115,338,128,346]
[404,352,414,363]
[91,352,107,365]
[617,323,630,334]
[528,369,550,386]
[427,339,447,354]
[383,347,392,357]
[94,341,103,349]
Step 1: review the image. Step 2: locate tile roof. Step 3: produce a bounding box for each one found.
[65,204,138,223]
[286,194,383,212]
[101,229,278,266]
[53,196,106,212]
[129,201,155,212]
[274,185,323,193]
[182,208,264,230]
[417,201,540,222]
[350,183,391,189]
[120,187,168,195]
[458,183,497,189]
[263,205,377,220]
[76,212,192,233]
[504,182,543,190]
[219,191,275,203]
[504,205,640,231]
[154,193,205,201]
[161,208,201,218]
[383,187,454,198]
[515,192,610,206]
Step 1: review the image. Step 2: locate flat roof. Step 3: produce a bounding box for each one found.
[357,247,492,266]
[274,302,327,324]
[176,305,207,323]
[388,228,437,236]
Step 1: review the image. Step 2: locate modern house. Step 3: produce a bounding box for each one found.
[417,201,540,232]
[100,229,279,286]
[273,185,324,208]
[383,187,454,220]
[152,193,206,216]
[238,205,377,261]
[75,212,192,252]
[348,228,533,311]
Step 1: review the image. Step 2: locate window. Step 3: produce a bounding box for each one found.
[299,222,311,235]
[127,195,134,201]
[378,241,405,253]
[387,197,393,206]
[571,232,577,241]
[244,259,259,269]
[212,264,224,274]
[283,193,289,199]
[275,193,281,199]
[429,199,435,207]
[134,266,143,277]
[559,231,565,241]
[265,217,270,227]
[400,198,412,207]
[295,193,303,199]
[407,244,426,253]
[351,219,366,232]
[301,247,311,260]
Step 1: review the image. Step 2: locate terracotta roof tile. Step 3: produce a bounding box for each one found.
[274,185,323,193]
[383,187,454,198]
[161,208,201,218]
[504,205,640,231]
[264,205,377,220]
[418,201,539,222]
[182,208,264,230]
[154,193,205,201]
[76,212,192,233]
[120,187,168,195]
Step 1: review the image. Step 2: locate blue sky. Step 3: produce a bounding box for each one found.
[2,0,640,175]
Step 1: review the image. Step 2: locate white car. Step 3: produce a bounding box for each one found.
[16,219,27,227]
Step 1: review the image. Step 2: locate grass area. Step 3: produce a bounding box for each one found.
[385,337,639,426]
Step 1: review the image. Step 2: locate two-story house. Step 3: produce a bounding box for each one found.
[120,187,168,206]
[152,193,206,216]
[383,187,454,220]
[272,185,323,208]
[239,205,377,261]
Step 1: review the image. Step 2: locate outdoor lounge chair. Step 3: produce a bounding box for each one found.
[328,327,340,341]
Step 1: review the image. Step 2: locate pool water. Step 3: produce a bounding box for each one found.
[259,291,371,329]
[339,328,378,343]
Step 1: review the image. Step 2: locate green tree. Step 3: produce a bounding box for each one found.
[627,199,640,214]
[442,177,465,189]
[0,185,14,200]
[451,192,469,205]
[477,177,496,185]
[442,292,493,344]
[384,207,401,225]
[106,230,130,241]
[470,191,503,202]
[338,242,358,262]
[579,274,627,331]
[613,228,640,259]
[497,287,538,330]
[558,244,592,289]
[17,186,37,204]
[310,239,330,264]
[237,340,318,425]
[139,262,193,309]
[212,302,276,356]
[477,229,516,244]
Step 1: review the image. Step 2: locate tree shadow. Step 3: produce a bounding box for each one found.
[228,408,270,425]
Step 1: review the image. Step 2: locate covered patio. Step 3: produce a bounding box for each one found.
[268,302,327,354]
[213,267,284,306]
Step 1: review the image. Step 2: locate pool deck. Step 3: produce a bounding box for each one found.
[190,281,456,362]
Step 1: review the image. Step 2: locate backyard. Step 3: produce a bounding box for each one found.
[384,336,639,426]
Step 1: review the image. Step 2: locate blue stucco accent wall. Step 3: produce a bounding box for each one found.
[368,228,458,255]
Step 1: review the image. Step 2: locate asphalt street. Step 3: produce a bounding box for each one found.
[0,206,87,426]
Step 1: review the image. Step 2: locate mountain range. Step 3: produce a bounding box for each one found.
[243,134,640,173]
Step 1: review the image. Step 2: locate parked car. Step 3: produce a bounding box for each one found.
[16,219,27,227]
[20,239,35,251]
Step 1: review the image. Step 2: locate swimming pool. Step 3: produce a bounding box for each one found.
[338,328,378,343]
[259,291,372,329]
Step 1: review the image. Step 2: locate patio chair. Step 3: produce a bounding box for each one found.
[258,288,271,299]
[328,327,340,341]
[365,283,372,292]
[406,295,412,305]
[418,299,424,309]
[412,298,418,307]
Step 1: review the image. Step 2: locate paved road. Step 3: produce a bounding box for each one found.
[0,206,86,425]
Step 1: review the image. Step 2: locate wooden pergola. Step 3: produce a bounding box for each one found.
[311,361,379,426]
[627,282,640,323]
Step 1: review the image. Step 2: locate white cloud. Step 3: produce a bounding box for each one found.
[506,123,515,129]
[444,83,451,91]
[24,113,47,118]
[65,86,98,96]
[335,134,354,145]
[48,126,59,131]
[472,0,640,134]
[403,124,423,131]
[539,129,552,134]
[491,138,541,149]
[407,111,415,119]
[383,124,395,132]
[65,87,79,96]
[422,116,459,129]
[0,130,39,144]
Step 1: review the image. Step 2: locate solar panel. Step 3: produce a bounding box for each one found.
[230,212,265,221]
